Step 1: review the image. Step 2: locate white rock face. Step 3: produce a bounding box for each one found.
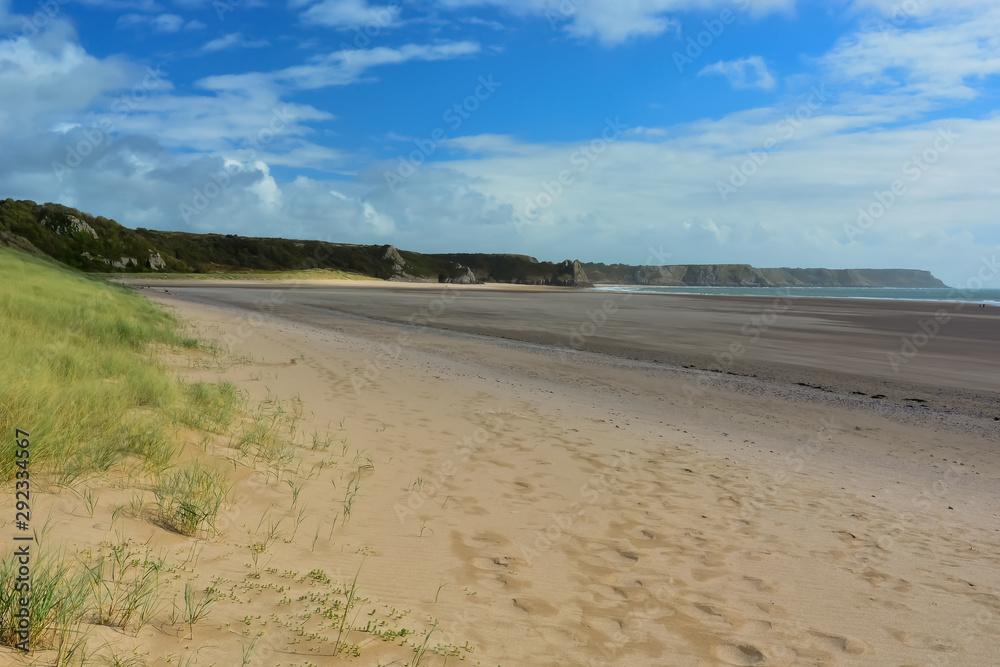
[148,252,166,270]
[382,245,405,273]
[67,215,98,239]
[445,265,477,284]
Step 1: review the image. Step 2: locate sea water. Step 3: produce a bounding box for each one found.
[589,285,1000,305]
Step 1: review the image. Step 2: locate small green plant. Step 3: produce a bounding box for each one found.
[310,430,332,451]
[98,643,149,667]
[286,478,303,507]
[242,632,263,665]
[85,539,164,634]
[263,515,285,545]
[153,462,230,535]
[175,380,242,433]
[342,476,360,523]
[410,621,438,666]
[333,563,363,656]
[248,542,267,578]
[181,582,217,640]
[81,487,99,517]
[230,395,301,467]
[307,568,331,585]
[289,506,308,542]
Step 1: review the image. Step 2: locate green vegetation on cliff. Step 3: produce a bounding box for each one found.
[0,198,946,287]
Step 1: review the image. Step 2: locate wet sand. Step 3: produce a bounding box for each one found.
[125,280,1000,418]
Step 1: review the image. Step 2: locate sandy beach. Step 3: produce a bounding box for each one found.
[117,280,1000,665]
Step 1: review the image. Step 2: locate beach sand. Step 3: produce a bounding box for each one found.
[23,280,1000,665]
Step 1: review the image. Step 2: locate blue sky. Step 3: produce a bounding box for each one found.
[1,0,998,285]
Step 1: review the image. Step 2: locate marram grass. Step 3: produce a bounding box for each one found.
[0,246,240,483]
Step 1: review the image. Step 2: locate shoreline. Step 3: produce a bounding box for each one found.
[121,279,1000,416]
[118,276,1000,306]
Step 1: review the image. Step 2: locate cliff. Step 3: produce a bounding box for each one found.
[582,263,946,288]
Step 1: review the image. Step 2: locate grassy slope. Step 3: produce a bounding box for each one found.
[0,246,207,480]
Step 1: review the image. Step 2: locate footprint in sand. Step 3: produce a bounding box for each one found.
[738,619,772,637]
[809,630,866,655]
[712,643,766,665]
[471,555,512,570]
[511,597,559,617]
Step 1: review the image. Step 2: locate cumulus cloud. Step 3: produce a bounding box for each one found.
[0,20,137,138]
[699,56,776,90]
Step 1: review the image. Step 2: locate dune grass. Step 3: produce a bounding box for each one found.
[0,549,90,655]
[85,540,165,633]
[0,246,240,483]
[152,462,230,536]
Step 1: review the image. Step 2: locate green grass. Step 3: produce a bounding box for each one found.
[174,381,243,433]
[0,549,90,654]
[0,246,231,483]
[181,582,217,640]
[153,462,231,536]
[85,540,164,633]
[228,394,303,469]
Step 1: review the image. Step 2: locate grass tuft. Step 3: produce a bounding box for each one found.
[153,463,230,536]
[0,549,89,652]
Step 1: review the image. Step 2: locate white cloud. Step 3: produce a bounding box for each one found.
[116,13,185,33]
[199,41,480,93]
[248,160,281,209]
[49,122,80,133]
[435,0,796,46]
[699,56,776,90]
[0,20,136,138]
[74,0,162,10]
[822,6,1000,102]
[701,218,731,244]
[298,0,402,29]
[199,32,270,53]
[361,201,395,235]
